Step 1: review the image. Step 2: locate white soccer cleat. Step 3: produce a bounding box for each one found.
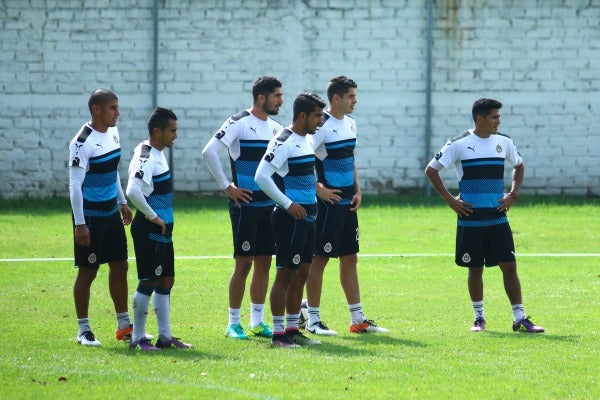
[77,330,102,347]
[306,321,338,336]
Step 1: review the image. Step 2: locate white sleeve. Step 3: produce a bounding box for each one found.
[202,137,231,190]
[116,171,127,205]
[126,177,157,220]
[69,166,86,225]
[254,160,293,209]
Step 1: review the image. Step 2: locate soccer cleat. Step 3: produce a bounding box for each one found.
[155,336,193,349]
[77,330,102,347]
[286,329,321,346]
[271,333,300,348]
[306,321,338,336]
[350,319,390,333]
[512,317,544,333]
[117,324,154,341]
[248,322,274,338]
[225,323,249,340]
[115,324,133,341]
[129,337,160,351]
[470,317,486,332]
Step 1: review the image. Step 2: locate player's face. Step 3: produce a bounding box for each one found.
[305,108,324,134]
[338,88,357,114]
[94,99,120,128]
[479,109,501,134]
[159,119,178,148]
[263,87,284,115]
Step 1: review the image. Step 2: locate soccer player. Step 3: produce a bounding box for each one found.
[126,107,192,350]
[254,93,326,348]
[68,89,133,347]
[424,98,544,333]
[303,76,389,335]
[202,76,283,340]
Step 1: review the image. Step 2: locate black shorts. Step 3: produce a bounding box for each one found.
[229,204,275,257]
[271,206,315,269]
[315,199,359,258]
[455,222,516,267]
[130,216,174,281]
[73,212,128,268]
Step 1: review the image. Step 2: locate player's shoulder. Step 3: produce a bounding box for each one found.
[275,128,294,143]
[231,110,251,122]
[448,131,471,143]
[495,132,514,141]
[74,124,93,144]
[138,143,152,159]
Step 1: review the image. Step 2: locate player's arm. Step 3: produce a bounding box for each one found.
[116,171,132,225]
[498,162,524,212]
[69,166,90,246]
[202,136,252,206]
[126,176,165,234]
[255,159,306,220]
[350,162,362,212]
[425,164,473,217]
[316,182,341,204]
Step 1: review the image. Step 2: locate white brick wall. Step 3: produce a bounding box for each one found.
[0,0,598,199]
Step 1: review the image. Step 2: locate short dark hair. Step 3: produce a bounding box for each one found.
[292,93,326,120]
[472,98,502,123]
[326,76,357,102]
[147,107,177,135]
[252,76,282,102]
[88,89,118,113]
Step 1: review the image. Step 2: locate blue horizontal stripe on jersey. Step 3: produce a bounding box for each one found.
[458,216,508,227]
[288,155,314,164]
[237,173,261,192]
[88,149,121,165]
[240,140,270,148]
[325,139,356,150]
[153,173,171,183]
[83,172,118,202]
[84,205,119,217]
[323,170,354,188]
[285,187,316,205]
[461,159,505,167]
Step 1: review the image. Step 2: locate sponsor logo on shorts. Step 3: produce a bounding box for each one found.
[155,265,163,276]
[242,241,251,252]
[292,254,301,265]
[323,242,332,253]
[87,253,97,264]
[462,253,471,263]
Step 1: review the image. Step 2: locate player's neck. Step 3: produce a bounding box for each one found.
[90,121,109,133]
[327,107,344,120]
[250,106,268,121]
[472,128,491,138]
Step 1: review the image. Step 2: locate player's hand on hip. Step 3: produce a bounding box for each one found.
[149,216,166,235]
[225,184,252,206]
[119,204,133,225]
[75,224,91,246]
[316,183,341,204]
[349,191,362,212]
[450,197,473,217]
[287,203,307,220]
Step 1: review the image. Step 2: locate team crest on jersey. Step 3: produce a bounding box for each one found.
[242,241,251,251]
[496,144,502,153]
[292,254,301,264]
[462,253,471,263]
[323,242,332,253]
[88,253,97,264]
[113,135,119,144]
[155,265,163,276]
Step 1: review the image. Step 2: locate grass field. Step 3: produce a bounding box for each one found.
[0,195,598,399]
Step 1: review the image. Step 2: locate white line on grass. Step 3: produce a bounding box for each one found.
[1,253,599,263]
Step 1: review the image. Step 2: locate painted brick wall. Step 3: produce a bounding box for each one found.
[1,0,598,199]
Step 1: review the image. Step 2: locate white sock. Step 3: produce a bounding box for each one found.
[472,301,485,321]
[153,293,172,340]
[307,306,321,326]
[77,317,91,335]
[228,308,241,326]
[116,312,131,330]
[272,316,285,334]
[512,304,525,322]
[250,303,264,328]
[348,303,365,325]
[285,313,299,331]
[132,291,150,342]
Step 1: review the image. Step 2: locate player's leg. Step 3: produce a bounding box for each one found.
[457,225,486,332]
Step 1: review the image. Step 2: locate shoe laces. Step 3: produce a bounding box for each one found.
[314,321,330,330]
[363,319,378,327]
[81,331,96,341]
[230,324,245,334]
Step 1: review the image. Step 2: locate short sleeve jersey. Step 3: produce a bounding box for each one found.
[431,130,523,227]
[312,112,357,204]
[214,110,283,207]
[128,140,174,238]
[263,128,316,207]
[69,123,122,217]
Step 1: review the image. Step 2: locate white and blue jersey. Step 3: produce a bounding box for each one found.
[214,110,282,207]
[429,130,523,227]
[129,141,174,241]
[312,112,357,205]
[69,123,122,217]
[263,128,317,218]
